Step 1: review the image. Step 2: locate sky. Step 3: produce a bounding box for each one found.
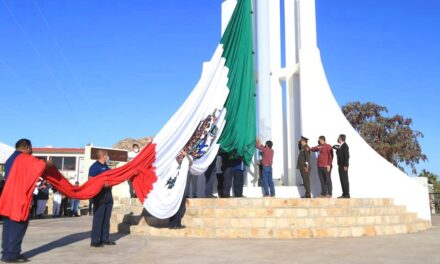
[0,0,439,176]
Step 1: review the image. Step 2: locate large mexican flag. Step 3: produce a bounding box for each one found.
[0,0,256,221]
[143,0,256,218]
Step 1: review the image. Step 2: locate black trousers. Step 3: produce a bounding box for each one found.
[300,169,311,197]
[169,196,186,227]
[91,201,113,245]
[216,173,224,197]
[338,166,350,196]
[169,172,191,227]
[318,167,332,196]
[204,161,216,197]
[128,180,136,198]
[223,168,244,197]
[1,217,29,261]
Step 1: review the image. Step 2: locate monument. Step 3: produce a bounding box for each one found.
[222,0,430,221]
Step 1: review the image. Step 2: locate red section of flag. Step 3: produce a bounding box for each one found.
[0,144,157,222]
[0,154,46,222]
[45,143,157,203]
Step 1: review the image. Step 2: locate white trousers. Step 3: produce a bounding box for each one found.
[36,200,48,216]
[52,193,62,216]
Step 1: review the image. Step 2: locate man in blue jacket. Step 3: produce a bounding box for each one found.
[89,149,116,247]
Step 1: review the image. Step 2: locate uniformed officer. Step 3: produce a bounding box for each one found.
[297,136,312,198]
[89,149,115,247]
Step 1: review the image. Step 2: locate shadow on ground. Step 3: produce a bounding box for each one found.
[23,231,127,258]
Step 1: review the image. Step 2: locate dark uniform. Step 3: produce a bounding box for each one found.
[223,156,244,198]
[297,145,311,198]
[334,143,350,198]
[89,161,113,246]
[2,151,29,261]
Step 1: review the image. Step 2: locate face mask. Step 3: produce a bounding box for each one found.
[134,149,139,153]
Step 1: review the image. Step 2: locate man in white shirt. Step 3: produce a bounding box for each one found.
[127,144,140,198]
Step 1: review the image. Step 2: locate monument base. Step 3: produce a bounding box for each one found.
[111,198,431,239]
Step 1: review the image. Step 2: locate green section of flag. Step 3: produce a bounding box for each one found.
[218,0,256,165]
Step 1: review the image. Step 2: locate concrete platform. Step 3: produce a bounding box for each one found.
[1,215,439,264]
[112,198,431,239]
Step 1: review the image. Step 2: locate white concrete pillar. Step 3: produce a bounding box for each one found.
[256,0,272,144]
[221,0,237,36]
[284,0,301,185]
[268,0,284,181]
[297,0,318,49]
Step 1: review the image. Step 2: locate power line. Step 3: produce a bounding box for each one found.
[0,60,51,115]
[1,0,80,126]
[31,0,94,114]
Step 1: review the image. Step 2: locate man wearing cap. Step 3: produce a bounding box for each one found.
[297,136,311,198]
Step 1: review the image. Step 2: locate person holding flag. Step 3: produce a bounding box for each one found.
[0,139,52,263]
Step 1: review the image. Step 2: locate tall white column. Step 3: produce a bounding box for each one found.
[256,0,272,144]
[268,0,284,181]
[297,0,318,49]
[221,0,237,35]
[284,0,301,185]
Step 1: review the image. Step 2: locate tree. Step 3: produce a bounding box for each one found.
[342,101,427,174]
[419,169,440,194]
[419,169,438,184]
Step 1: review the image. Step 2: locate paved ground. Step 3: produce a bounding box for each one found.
[2,215,439,264]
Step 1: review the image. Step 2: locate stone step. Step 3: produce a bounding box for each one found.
[113,205,408,218]
[118,213,417,228]
[110,197,431,239]
[181,215,419,228]
[117,220,431,239]
[118,198,395,208]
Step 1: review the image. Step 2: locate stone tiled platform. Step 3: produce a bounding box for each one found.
[110,198,431,239]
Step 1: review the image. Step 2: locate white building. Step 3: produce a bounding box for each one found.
[33,145,131,199]
[33,147,86,184]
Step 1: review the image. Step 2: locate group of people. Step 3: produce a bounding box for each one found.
[296,134,350,198]
[183,133,350,200]
[30,181,81,219]
[1,135,350,262]
[256,134,350,199]
[1,140,116,262]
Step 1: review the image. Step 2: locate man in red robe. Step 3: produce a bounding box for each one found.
[0,139,50,263]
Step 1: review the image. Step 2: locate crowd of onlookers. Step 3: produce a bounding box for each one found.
[27,179,88,219]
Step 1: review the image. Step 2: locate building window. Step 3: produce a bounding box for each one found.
[51,157,63,170]
[49,157,76,171]
[63,157,76,171]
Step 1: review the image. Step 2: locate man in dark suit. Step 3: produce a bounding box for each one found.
[297,136,311,198]
[333,134,350,198]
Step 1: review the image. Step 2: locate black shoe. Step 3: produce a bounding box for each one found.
[169,224,185,230]
[338,195,350,199]
[90,243,104,248]
[1,258,29,263]
[102,241,116,246]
